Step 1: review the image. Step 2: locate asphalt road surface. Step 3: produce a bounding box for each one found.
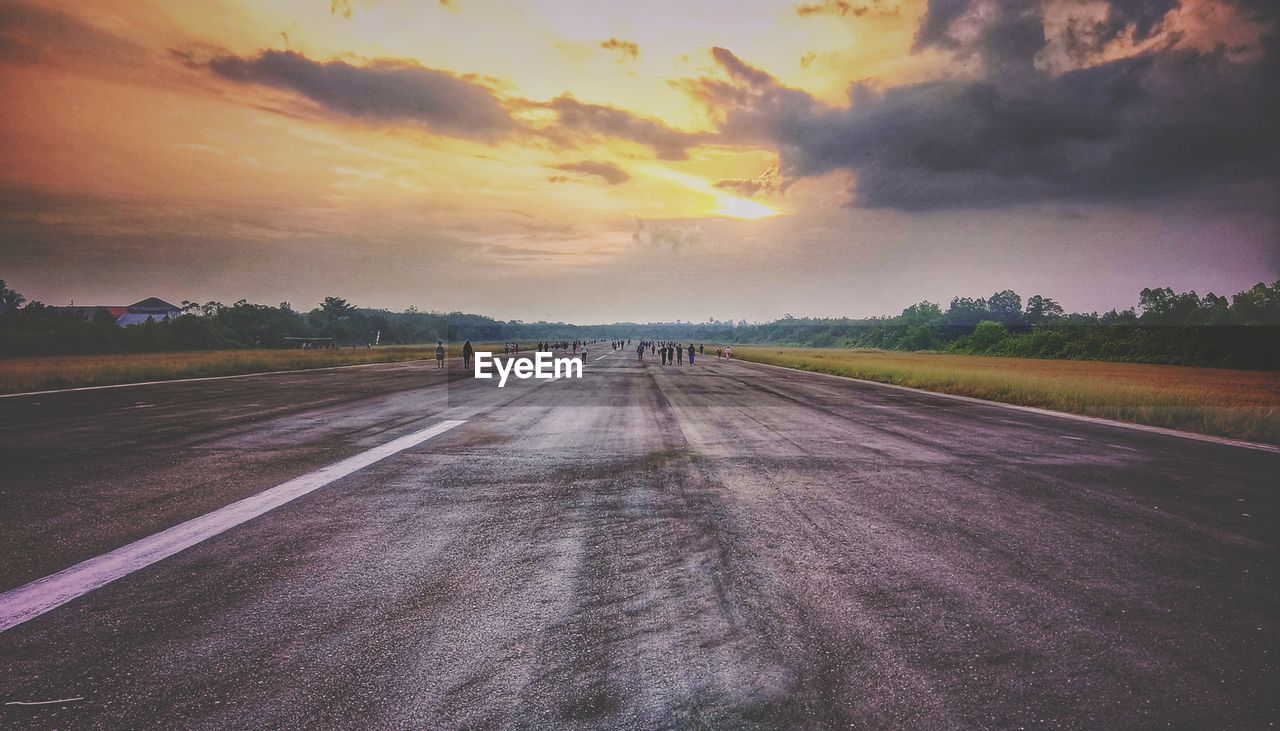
[1,347,1276,729]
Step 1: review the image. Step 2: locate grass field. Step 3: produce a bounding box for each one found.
[0,344,485,394]
[728,347,1280,445]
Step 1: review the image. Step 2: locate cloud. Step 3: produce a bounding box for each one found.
[713,164,781,197]
[195,50,517,141]
[186,49,700,158]
[601,38,639,61]
[0,1,147,67]
[688,7,1279,211]
[633,220,704,252]
[794,0,896,18]
[551,160,630,185]
[542,95,701,160]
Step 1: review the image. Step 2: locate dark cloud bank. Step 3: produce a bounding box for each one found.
[29,0,1272,214]
[185,49,700,158]
[705,0,1279,210]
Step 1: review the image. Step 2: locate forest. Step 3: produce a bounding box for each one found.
[1,278,1277,369]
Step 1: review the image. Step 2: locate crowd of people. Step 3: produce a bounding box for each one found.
[618,339,716,366]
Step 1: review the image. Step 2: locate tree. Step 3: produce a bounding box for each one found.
[1197,292,1232,325]
[1024,294,1064,325]
[899,301,942,326]
[897,325,937,350]
[986,289,1023,326]
[967,320,1008,351]
[1231,281,1280,325]
[0,278,26,314]
[945,297,991,327]
[1138,287,1199,324]
[320,296,357,321]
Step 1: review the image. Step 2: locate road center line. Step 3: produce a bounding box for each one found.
[0,419,467,634]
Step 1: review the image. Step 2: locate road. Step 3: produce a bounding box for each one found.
[1,347,1276,729]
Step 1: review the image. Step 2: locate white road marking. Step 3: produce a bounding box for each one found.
[0,357,443,399]
[0,419,466,634]
[6,697,84,706]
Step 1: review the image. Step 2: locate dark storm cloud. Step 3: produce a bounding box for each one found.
[552,160,631,185]
[198,50,517,141]
[542,95,701,160]
[0,0,146,66]
[915,0,1175,66]
[694,3,1279,211]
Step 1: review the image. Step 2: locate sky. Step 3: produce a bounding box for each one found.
[0,0,1276,323]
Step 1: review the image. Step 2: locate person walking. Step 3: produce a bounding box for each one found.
[688,343,695,365]
[462,340,474,370]
[676,344,683,365]
[637,343,645,361]
[435,340,446,369]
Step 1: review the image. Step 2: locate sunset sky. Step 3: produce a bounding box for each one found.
[0,0,1276,322]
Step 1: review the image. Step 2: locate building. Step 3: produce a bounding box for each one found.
[56,297,183,327]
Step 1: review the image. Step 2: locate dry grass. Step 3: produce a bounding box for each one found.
[0,344,486,394]
[729,346,1280,445]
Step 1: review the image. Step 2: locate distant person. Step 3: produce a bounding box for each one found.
[435,340,446,369]
[699,344,704,355]
[688,343,695,365]
[676,344,683,364]
[462,340,474,370]
[637,343,645,361]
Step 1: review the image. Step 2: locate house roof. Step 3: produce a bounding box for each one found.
[127,297,180,311]
[54,305,129,319]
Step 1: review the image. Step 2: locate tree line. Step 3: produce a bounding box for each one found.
[1,278,1277,368]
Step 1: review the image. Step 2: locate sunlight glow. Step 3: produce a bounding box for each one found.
[715,195,778,220]
[641,166,780,219]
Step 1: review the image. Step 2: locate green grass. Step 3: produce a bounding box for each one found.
[0,344,481,394]
[728,346,1280,445]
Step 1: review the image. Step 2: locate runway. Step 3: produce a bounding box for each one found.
[1,346,1275,728]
